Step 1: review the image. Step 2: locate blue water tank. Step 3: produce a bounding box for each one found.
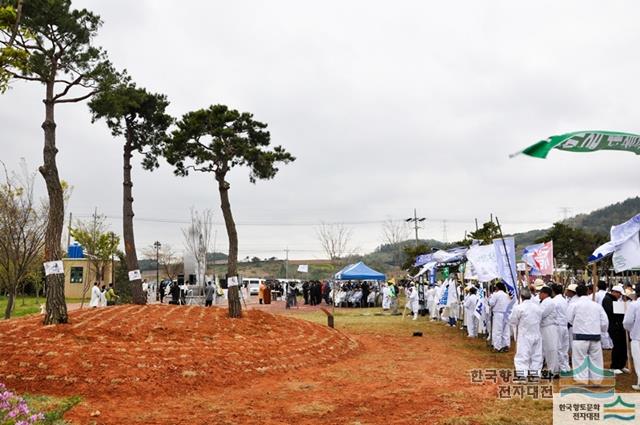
[68,243,84,259]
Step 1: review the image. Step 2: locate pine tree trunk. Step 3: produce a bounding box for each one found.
[41,82,68,325]
[123,133,145,304]
[217,173,241,318]
[4,291,14,319]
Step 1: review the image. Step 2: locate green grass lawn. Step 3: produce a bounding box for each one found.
[0,296,84,319]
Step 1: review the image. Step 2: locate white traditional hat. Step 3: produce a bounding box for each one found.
[534,278,545,290]
[611,285,624,293]
[566,283,578,292]
[624,287,637,300]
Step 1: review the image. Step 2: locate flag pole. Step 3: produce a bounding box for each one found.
[591,262,597,301]
[495,217,520,303]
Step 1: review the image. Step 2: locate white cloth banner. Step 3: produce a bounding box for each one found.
[465,244,499,282]
[446,279,458,306]
[44,260,64,276]
[613,231,640,272]
[591,213,640,264]
[227,276,239,287]
[297,264,309,273]
[464,261,478,280]
[128,270,142,281]
[414,261,437,278]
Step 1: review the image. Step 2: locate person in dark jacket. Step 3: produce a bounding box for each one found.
[169,281,180,305]
[302,281,310,305]
[602,285,628,374]
[204,281,215,307]
[361,282,370,308]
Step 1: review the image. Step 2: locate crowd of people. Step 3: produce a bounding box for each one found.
[89,282,119,307]
[417,275,640,388]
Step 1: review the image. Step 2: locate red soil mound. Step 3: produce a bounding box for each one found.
[0,305,358,398]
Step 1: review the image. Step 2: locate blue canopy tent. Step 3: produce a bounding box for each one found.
[334,261,385,281]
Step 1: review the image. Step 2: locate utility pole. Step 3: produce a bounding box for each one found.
[405,208,426,246]
[560,207,572,221]
[153,241,161,301]
[284,247,290,279]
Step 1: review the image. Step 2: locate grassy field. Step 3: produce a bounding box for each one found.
[0,296,84,319]
[286,308,554,425]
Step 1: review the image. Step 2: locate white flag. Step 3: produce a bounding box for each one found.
[297,264,309,273]
[466,244,500,282]
[44,260,64,276]
[613,231,640,272]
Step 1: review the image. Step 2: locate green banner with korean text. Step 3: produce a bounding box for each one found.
[514,131,640,159]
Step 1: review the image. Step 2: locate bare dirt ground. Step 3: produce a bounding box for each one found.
[0,304,525,424]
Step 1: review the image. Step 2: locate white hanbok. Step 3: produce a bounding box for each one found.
[99,289,107,307]
[567,296,609,384]
[488,290,511,350]
[382,286,390,310]
[510,299,543,376]
[464,293,479,337]
[540,296,559,373]
[407,287,419,320]
[89,285,101,308]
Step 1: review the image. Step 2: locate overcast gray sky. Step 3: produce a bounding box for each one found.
[2,0,639,260]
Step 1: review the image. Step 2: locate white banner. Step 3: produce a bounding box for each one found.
[613,231,640,272]
[591,213,640,263]
[465,244,499,282]
[44,260,64,276]
[128,270,142,281]
[297,264,309,273]
[227,276,239,287]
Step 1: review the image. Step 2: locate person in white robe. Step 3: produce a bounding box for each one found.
[426,285,435,318]
[98,285,107,307]
[539,286,559,375]
[488,281,511,352]
[407,285,420,320]
[551,283,570,373]
[567,284,609,385]
[622,288,640,391]
[381,283,390,310]
[89,282,101,308]
[430,283,442,321]
[464,286,479,337]
[509,288,543,377]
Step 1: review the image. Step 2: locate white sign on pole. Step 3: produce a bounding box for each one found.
[44,260,64,276]
[128,270,142,281]
[227,276,239,287]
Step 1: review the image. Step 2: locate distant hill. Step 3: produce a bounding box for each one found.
[564,197,640,236]
[507,196,640,249]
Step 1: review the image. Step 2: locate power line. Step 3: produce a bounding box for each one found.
[73,213,558,227]
[559,207,572,220]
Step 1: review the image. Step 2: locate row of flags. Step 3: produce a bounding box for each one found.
[417,213,638,282]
